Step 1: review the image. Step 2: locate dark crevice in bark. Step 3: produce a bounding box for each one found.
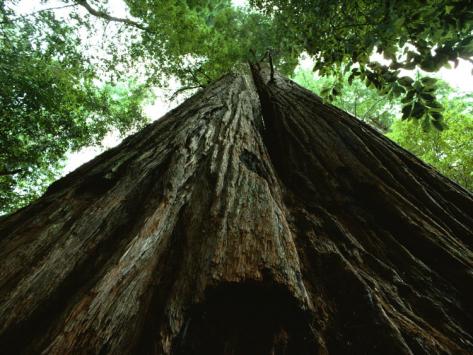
[172,282,315,355]
[239,148,270,181]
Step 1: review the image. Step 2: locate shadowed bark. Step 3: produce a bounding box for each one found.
[0,65,472,354]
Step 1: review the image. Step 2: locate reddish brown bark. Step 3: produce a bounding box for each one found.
[0,66,472,354]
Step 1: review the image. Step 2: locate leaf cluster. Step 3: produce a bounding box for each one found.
[251,0,473,127]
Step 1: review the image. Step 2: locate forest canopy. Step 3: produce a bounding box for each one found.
[1,0,472,213]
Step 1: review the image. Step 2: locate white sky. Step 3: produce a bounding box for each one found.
[11,0,473,175]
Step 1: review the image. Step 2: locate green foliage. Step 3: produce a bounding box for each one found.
[294,69,473,190]
[250,0,473,126]
[293,69,397,133]
[0,3,150,214]
[4,0,471,110]
[13,0,469,100]
[125,0,470,126]
[388,89,473,191]
[121,0,296,84]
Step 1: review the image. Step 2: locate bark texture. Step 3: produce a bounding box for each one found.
[0,65,472,354]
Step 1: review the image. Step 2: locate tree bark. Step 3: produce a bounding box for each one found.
[0,65,472,354]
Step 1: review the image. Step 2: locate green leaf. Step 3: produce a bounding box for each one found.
[430,111,443,121]
[411,101,425,119]
[427,101,444,112]
[401,90,415,103]
[348,73,355,85]
[420,92,436,101]
[420,77,438,87]
[431,118,444,131]
[402,104,412,120]
[399,76,414,87]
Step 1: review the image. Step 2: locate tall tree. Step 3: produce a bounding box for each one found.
[1,1,473,353]
[0,65,472,354]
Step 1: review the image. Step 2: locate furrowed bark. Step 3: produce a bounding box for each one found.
[0,65,472,354]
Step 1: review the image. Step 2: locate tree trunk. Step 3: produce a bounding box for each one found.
[0,65,472,355]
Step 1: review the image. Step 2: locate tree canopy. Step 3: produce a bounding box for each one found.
[1,0,472,213]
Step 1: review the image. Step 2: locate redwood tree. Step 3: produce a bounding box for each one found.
[0,65,472,354]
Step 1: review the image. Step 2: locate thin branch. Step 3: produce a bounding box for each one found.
[185,68,204,87]
[354,94,358,118]
[259,50,269,62]
[0,4,77,24]
[361,97,386,121]
[75,0,148,31]
[170,85,202,101]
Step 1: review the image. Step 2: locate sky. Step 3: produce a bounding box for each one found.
[12,0,473,175]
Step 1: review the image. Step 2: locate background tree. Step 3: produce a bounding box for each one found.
[6,0,471,113]
[0,2,151,213]
[293,68,398,133]
[251,0,473,126]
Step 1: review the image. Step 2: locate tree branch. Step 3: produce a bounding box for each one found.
[361,97,386,121]
[75,0,148,31]
[0,4,77,24]
[170,85,202,101]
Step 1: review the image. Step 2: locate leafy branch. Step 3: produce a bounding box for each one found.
[74,0,148,31]
[0,4,77,24]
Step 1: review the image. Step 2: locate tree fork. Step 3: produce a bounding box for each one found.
[0,65,472,354]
